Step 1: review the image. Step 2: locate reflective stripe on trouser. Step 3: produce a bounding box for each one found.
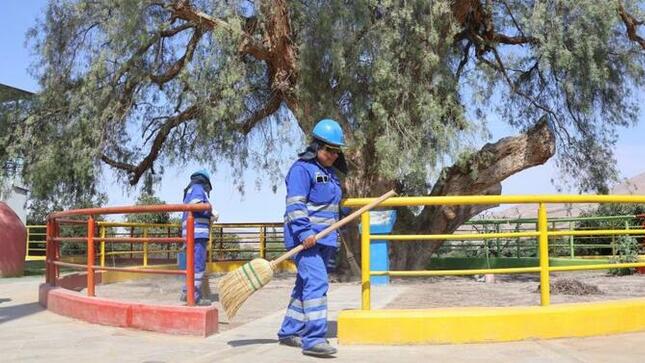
[182,238,208,302]
[277,244,336,350]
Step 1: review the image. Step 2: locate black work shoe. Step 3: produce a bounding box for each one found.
[302,342,337,357]
[179,293,187,302]
[279,336,302,348]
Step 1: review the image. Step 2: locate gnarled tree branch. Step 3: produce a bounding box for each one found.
[240,94,282,135]
[391,117,556,269]
[101,104,200,185]
[150,27,204,85]
[618,3,645,50]
[168,0,270,59]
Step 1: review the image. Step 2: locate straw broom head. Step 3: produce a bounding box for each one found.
[218,258,274,319]
[218,189,397,319]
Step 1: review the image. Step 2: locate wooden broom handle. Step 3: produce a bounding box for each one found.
[271,189,397,265]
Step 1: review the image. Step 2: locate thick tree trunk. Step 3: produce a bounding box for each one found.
[336,117,555,279]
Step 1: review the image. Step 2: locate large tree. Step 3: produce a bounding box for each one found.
[1,0,644,272]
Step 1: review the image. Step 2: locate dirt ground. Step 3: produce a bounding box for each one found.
[386,271,645,309]
[90,270,644,332]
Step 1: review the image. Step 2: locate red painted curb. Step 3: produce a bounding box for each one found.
[131,303,218,337]
[39,283,218,336]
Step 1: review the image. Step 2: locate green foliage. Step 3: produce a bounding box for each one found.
[1,0,643,210]
[608,235,641,276]
[485,0,644,192]
[125,192,170,226]
[576,203,645,256]
[298,1,470,191]
[121,192,172,260]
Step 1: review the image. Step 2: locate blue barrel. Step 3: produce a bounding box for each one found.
[177,251,186,269]
[370,239,389,285]
[359,210,397,285]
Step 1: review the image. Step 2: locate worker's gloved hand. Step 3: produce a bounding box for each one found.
[302,235,316,249]
[211,210,220,222]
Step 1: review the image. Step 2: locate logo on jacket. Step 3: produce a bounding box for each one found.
[315,172,329,183]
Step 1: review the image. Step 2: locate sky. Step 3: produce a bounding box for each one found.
[1,1,644,222]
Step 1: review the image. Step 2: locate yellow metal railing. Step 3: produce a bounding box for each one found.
[26,225,47,261]
[343,195,645,310]
[27,221,285,266]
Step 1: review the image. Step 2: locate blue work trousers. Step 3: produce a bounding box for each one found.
[277,244,336,350]
[182,238,208,302]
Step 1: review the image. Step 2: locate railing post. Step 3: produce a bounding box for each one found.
[259,226,266,259]
[46,219,54,285]
[538,203,550,306]
[130,227,134,260]
[516,223,521,257]
[100,225,106,267]
[208,222,213,264]
[143,227,149,267]
[219,227,224,260]
[495,223,500,255]
[54,221,60,279]
[361,212,371,310]
[167,227,171,260]
[186,213,195,306]
[484,223,490,267]
[568,221,574,258]
[26,226,31,260]
[617,220,629,256]
[551,221,557,256]
[87,216,96,297]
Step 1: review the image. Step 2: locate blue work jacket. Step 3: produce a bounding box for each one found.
[283,159,342,249]
[182,183,212,240]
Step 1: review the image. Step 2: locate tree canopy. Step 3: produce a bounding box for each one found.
[1,0,644,269]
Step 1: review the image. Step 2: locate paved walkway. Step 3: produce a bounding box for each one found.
[1,276,644,362]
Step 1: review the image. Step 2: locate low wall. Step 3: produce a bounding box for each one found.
[39,271,218,336]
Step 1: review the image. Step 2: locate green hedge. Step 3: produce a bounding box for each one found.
[426,257,610,270]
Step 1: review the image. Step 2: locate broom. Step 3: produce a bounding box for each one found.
[218,189,397,318]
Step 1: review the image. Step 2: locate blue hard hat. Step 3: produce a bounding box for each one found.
[312,118,345,147]
[191,168,211,181]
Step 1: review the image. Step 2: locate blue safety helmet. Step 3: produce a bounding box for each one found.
[191,168,211,181]
[312,118,345,147]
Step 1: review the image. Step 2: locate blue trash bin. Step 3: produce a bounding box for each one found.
[359,210,397,285]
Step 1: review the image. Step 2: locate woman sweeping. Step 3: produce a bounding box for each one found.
[277,118,348,357]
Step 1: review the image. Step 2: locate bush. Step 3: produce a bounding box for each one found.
[575,203,645,256]
[608,235,640,276]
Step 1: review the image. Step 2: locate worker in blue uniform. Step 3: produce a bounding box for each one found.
[277,118,349,357]
[180,169,218,305]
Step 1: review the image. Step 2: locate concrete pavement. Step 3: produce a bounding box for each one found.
[1,275,644,362]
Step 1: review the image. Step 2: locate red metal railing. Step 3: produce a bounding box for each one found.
[46,203,211,306]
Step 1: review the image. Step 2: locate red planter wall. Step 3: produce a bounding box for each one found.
[0,202,26,277]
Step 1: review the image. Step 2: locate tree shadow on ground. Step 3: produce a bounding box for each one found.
[0,302,44,325]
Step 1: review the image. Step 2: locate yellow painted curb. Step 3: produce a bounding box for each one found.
[338,298,645,344]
